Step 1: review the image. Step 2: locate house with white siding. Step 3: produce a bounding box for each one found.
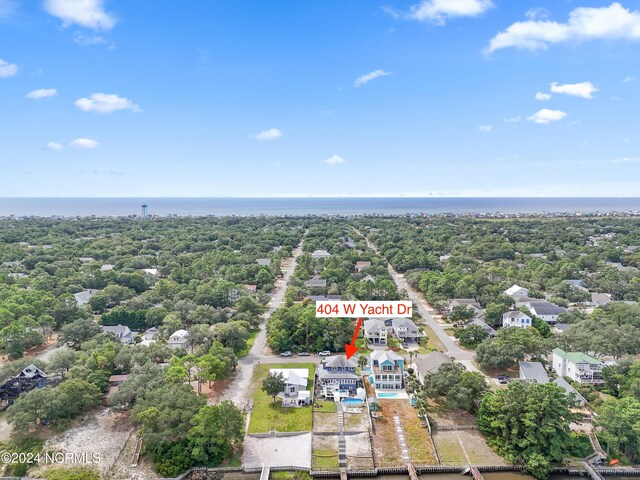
[552,348,604,385]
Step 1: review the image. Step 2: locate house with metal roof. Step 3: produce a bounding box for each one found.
[525,301,567,324]
[552,348,604,385]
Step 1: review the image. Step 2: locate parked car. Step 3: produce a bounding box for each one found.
[318,351,331,356]
[280,351,292,357]
[297,352,310,356]
[497,375,509,384]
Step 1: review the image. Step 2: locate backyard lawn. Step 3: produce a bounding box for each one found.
[247,363,315,434]
[417,324,446,353]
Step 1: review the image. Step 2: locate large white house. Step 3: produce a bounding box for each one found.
[168,329,189,350]
[552,348,604,384]
[502,311,532,328]
[269,368,311,407]
[504,284,529,298]
[389,318,422,342]
[369,350,404,391]
[363,319,389,345]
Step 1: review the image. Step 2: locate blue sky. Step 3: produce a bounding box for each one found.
[1,0,639,197]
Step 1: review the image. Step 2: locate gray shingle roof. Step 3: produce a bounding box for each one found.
[519,361,549,384]
[414,352,452,377]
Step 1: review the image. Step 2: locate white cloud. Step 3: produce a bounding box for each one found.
[353,70,391,87]
[0,0,18,18]
[613,157,640,163]
[527,109,568,124]
[550,81,598,99]
[46,142,63,151]
[73,32,111,47]
[403,0,494,25]
[26,88,58,99]
[503,116,521,123]
[70,138,100,149]
[487,3,640,53]
[535,92,552,101]
[44,0,117,30]
[478,124,493,132]
[74,93,140,113]
[0,58,18,77]
[525,8,551,21]
[252,128,283,141]
[324,155,346,165]
[623,75,636,82]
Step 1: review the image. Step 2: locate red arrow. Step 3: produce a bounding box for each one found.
[345,318,363,360]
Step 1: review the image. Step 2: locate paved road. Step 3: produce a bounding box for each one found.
[357,230,480,369]
[216,239,308,406]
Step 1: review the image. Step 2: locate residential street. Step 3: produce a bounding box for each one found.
[358,230,488,378]
[215,238,309,406]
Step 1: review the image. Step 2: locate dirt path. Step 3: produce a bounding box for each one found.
[212,238,305,407]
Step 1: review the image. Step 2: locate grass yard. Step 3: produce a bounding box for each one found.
[355,338,373,355]
[417,324,446,353]
[237,329,259,357]
[314,400,337,413]
[312,435,339,470]
[432,431,469,465]
[247,363,314,434]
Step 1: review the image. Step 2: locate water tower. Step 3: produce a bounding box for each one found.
[141,204,148,218]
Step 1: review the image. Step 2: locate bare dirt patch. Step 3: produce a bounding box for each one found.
[34,410,153,479]
[313,411,338,433]
[345,432,374,470]
[377,400,435,465]
[370,407,402,467]
[344,411,369,433]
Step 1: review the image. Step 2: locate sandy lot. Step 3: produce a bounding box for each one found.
[344,410,369,433]
[43,410,130,475]
[313,411,337,433]
[345,432,374,470]
[242,433,312,468]
[433,430,506,466]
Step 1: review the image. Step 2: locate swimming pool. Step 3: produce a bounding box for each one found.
[376,392,400,398]
[342,398,364,405]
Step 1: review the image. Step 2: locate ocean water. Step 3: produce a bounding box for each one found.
[1,197,640,217]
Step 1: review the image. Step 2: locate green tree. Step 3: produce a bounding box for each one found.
[476,327,547,370]
[262,372,285,403]
[187,401,244,465]
[477,382,577,478]
[449,305,475,322]
[596,396,640,462]
[454,324,488,348]
[60,319,101,348]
